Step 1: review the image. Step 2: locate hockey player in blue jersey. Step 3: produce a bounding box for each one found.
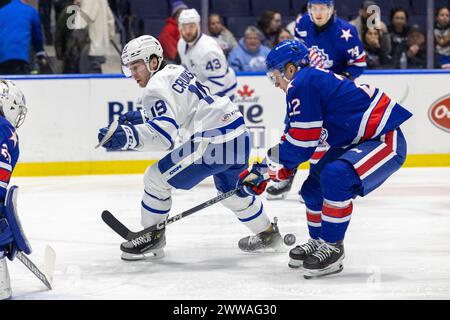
[0,80,31,299]
[97,36,281,261]
[238,40,412,278]
[267,0,368,200]
[295,0,367,80]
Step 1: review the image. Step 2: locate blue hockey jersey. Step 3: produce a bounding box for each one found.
[272,67,412,169]
[295,14,367,79]
[0,117,19,202]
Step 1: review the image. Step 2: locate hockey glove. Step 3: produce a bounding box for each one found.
[118,110,148,125]
[267,161,295,182]
[98,123,140,151]
[237,162,269,197]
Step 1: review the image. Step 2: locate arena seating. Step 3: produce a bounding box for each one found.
[126,0,449,39]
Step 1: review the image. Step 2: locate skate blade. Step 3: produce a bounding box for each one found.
[266,193,287,201]
[121,249,165,261]
[240,242,286,254]
[288,258,303,269]
[303,263,344,279]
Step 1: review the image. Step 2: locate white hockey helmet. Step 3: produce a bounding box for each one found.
[0,80,27,128]
[121,35,163,78]
[178,8,201,28]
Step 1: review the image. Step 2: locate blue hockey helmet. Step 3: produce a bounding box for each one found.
[308,0,334,7]
[266,40,310,82]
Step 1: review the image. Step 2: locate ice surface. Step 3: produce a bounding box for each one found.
[6,168,450,299]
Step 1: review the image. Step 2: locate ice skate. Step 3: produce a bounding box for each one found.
[288,238,321,269]
[302,240,345,279]
[266,175,295,200]
[238,218,283,252]
[120,228,166,261]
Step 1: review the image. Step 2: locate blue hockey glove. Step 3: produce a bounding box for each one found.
[98,122,140,151]
[237,162,269,197]
[118,110,148,125]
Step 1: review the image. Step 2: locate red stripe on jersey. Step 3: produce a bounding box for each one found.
[306,211,322,223]
[311,150,327,160]
[354,55,366,63]
[288,127,322,141]
[0,168,11,182]
[356,131,394,177]
[362,93,391,141]
[281,134,286,141]
[322,202,353,218]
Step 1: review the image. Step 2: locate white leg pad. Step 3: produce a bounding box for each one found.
[221,195,271,234]
[141,164,173,229]
[0,258,11,300]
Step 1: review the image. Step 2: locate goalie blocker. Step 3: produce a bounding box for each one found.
[0,186,32,300]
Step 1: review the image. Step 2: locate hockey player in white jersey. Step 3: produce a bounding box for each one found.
[97,35,281,260]
[177,9,237,100]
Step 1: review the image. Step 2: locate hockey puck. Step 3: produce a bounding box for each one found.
[283,233,296,246]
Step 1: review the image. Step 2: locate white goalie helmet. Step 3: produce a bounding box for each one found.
[0,80,27,128]
[121,35,163,78]
[178,8,201,27]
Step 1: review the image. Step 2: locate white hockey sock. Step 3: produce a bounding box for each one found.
[140,189,172,229]
[222,195,271,234]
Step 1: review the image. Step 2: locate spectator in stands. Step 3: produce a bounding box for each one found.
[434,6,450,69]
[39,0,54,45]
[159,0,187,64]
[208,13,237,57]
[228,26,271,73]
[0,0,47,75]
[73,0,116,73]
[363,27,392,69]
[351,1,388,41]
[273,28,293,47]
[388,7,410,68]
[257,10,282,48]
[407,25,426,69]
[55,0,89,73]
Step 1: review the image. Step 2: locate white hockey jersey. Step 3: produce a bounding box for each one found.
[133,64,246,151]
[178,34,237,99]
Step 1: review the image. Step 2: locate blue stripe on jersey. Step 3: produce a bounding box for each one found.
[141,201,170,214]
[201,116,245,138]
[153,116,179,130]
[216,82,237,97]
[238,203,264,222]
[148,121,174,149]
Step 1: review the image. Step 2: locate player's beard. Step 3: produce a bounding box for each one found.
[183,30,199,44]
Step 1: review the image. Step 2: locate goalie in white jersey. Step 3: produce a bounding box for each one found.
[177,9,237,100]
[97,35,282,261]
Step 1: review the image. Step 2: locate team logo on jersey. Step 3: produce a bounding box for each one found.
[309,46,334,69]
[428,94,450,133]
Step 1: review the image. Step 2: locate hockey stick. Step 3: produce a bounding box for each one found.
[102,188,241,241]
[16,245,56,290]
[95,120,119,149]
[102,172,270,241]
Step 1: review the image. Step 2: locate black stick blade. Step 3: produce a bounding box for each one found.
[101,210,131,240]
